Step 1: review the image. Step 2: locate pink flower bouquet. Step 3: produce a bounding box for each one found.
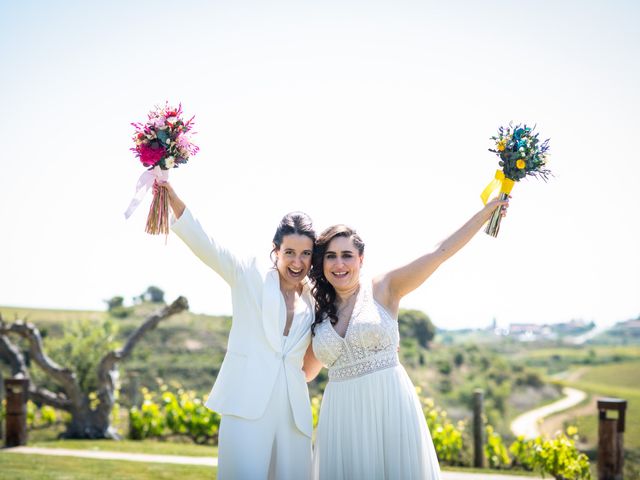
[124,103,199,235]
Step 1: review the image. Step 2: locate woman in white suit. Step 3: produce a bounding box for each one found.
[163,182,317,480]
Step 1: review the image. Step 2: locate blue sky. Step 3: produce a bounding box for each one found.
[1,0,638,329]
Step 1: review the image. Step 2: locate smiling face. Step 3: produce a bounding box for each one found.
[274,233,314,289]
[323,235,363,294]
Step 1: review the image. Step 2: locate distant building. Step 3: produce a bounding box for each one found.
[505,319,596,342]
[507,323,554,341]
[610,318,640,337]
[620,319,640,329]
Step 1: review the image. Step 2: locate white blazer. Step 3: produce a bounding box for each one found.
[172,209,315,437]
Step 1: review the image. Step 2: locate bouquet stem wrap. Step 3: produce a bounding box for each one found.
[124,166,169,221]
[481,170,514,237]
[123,166,170,236]
[146,183,169,235]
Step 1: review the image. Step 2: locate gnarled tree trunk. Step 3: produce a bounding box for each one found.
[0,296,188,439]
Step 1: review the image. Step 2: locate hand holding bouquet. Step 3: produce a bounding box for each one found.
[481,123,551,237]
[124,103,199,235]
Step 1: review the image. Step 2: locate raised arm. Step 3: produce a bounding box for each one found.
[373,198,509,313]
[163,181,242,286]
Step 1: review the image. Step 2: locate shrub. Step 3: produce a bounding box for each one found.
[485,425,510,469]
[421,394,469,465]
[531,427,591,480]
[129,383,220,444]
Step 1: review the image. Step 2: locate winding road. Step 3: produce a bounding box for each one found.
[510,387,587,439]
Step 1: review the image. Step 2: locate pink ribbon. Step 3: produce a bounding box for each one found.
[124,166,169,219]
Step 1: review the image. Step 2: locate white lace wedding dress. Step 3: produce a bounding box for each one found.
[312,281,441,480]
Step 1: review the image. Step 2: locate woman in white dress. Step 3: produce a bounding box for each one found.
[163,182,318,480]
[305,198,509,480]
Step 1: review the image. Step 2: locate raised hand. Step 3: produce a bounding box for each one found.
[155,181,185,219]
[484,195,511,219]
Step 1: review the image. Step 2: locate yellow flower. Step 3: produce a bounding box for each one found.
[497,139,506,151]
[516,159,526,169]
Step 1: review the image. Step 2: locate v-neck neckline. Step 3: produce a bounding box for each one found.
[331,319,350,340]
[278,270,309,337]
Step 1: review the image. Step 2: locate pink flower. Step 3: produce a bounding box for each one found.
[151,116,166,129]
[176,133,190,149]
[137,142,165,167]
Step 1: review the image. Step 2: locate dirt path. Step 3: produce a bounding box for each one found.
[511,387,587,439]
[536,367,597,440]
[539,396,596,439]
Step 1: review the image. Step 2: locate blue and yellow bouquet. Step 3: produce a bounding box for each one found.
[481,123,551,237]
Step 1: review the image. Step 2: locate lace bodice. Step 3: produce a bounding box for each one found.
[312,281,400,381]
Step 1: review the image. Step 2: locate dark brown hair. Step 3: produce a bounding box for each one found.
[310,224,365,335]
[270,212,316,266]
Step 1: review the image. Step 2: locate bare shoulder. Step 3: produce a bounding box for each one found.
[372,273,400,317]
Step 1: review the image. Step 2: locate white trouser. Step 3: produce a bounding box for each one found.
[217,368,312,480]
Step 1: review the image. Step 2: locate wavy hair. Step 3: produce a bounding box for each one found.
[310,224,365,335]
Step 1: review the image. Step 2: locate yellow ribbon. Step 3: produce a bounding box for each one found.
[480,170,515,205]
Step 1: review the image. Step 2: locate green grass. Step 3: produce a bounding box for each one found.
[562,361,640,450]
[0,452,216,480]
[30,439,217,457]
[577,359,640,386]
[0,450,548,480]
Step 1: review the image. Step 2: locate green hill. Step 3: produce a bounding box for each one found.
[1,303,564,437]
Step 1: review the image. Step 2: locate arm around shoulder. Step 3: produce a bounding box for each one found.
[302,343,323,382]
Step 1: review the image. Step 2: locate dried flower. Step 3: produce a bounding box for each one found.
[131,102,199,170]
[138,143,166,167]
